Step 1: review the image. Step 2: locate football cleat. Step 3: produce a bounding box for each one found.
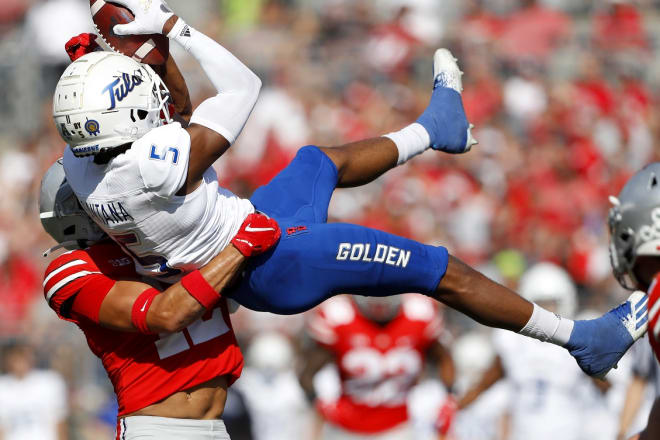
[566,291,648,378]
[416,49,477,154]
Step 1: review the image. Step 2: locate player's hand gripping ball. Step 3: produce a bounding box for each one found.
[90,0,169,65]
[231,213,282,257]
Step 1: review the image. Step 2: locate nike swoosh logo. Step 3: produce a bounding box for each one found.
[140,300,149,312]
[245,225,275,233]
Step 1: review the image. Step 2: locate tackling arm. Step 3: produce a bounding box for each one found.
[94,243,245,334]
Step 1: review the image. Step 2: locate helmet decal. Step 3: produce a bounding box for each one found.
[102,71,144,110]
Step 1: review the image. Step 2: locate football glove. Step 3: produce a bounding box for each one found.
[231,212,281,257]
[112,0,174,36]
[566,291,648,378]
[65,33,102,62]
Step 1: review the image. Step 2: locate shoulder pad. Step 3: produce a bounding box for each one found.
[135,123,191,198]
[307,297,355,346]
[44,250,100,304]
[402,295,437,322]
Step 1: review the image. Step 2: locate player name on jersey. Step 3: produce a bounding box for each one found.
[83,201,134,226]
[336,243,411,268]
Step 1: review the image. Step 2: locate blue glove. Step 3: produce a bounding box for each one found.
[566,292,648,378]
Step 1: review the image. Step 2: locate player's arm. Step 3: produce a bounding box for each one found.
[111,1,261,194]
[96,212,279,333]
[457,356,504,409]
[427,341,456,391]
[298,343,335,399]
[618,373,649,440]
[159,54,192,124]
[97,244,243,333]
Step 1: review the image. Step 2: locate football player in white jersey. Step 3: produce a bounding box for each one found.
[53,0,647,380]
[458,263,590,440]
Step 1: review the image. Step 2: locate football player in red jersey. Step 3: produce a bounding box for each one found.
[40,159,278,440]
[37,37,280,440]
[609,163,660,440]
[301,295,455,439]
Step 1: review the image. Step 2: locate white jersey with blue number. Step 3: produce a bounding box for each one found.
[63,122,254,280]
[493,329,584,440]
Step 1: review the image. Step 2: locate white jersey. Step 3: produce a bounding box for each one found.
[63,123,254,280]
[493,329,584,440]
[0,371,67,440]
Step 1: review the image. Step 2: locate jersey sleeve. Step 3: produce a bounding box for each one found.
[647,276,660,363]
[306,296,356,349]
[43,251,116,324]
[136,122,192,199]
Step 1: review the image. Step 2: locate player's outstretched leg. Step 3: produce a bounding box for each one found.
[564,292,648,378]
[433,257,648,378]
[319,48,477,189]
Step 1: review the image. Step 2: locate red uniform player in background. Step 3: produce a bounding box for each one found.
[301,295,455,440]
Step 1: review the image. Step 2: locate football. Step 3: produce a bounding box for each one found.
[90,0,168,65]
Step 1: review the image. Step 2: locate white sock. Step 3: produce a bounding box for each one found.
[519,303,574,346]
[384,123,431,165]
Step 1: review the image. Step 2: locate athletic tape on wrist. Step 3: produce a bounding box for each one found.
[181,270,221,310]
[131,288,159,334]
[519,303,574,346]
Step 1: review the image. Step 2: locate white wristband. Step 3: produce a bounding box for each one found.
[519,303,574,346]
[167,18,193,49]
[384,123,431,165]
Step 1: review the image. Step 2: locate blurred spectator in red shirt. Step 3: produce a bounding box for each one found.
[498,0,571,64]
[593,1,647,52]
[0,236,40,336]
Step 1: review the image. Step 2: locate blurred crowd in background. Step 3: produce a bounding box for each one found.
[1,0,660,438]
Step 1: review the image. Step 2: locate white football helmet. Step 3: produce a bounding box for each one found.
[518,262,578,318]
[53,51,171,157]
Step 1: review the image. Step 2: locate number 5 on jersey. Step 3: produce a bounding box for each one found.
[149,145,179,164]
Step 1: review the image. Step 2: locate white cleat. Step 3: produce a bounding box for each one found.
[433,48,464,94]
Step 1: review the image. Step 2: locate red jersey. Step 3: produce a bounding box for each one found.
[648,274,660,362]
[43,241,243,417]
[307,295,443,434]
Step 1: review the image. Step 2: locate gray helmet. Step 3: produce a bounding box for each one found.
[39,159,105,254]
[608,162,660,289]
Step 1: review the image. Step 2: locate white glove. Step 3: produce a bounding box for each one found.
[112,0,174,36]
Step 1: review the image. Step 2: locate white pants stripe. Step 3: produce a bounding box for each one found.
[116,416,231,440]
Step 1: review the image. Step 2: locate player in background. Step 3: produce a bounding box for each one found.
[0,342,68,440]
[233,332,312,440]
[301,295,455,440]
[608,162,660,439]
[55,0,646,380]
[37,37,280,440]
[457,263,590,440]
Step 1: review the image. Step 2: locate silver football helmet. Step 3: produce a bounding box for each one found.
[53,51,171,157]
[609,162,660,289]
[39,159,106,254]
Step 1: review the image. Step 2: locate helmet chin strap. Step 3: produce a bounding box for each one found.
[42,239,96,257]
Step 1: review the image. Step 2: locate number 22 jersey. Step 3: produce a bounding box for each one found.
[42,241,244,416]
